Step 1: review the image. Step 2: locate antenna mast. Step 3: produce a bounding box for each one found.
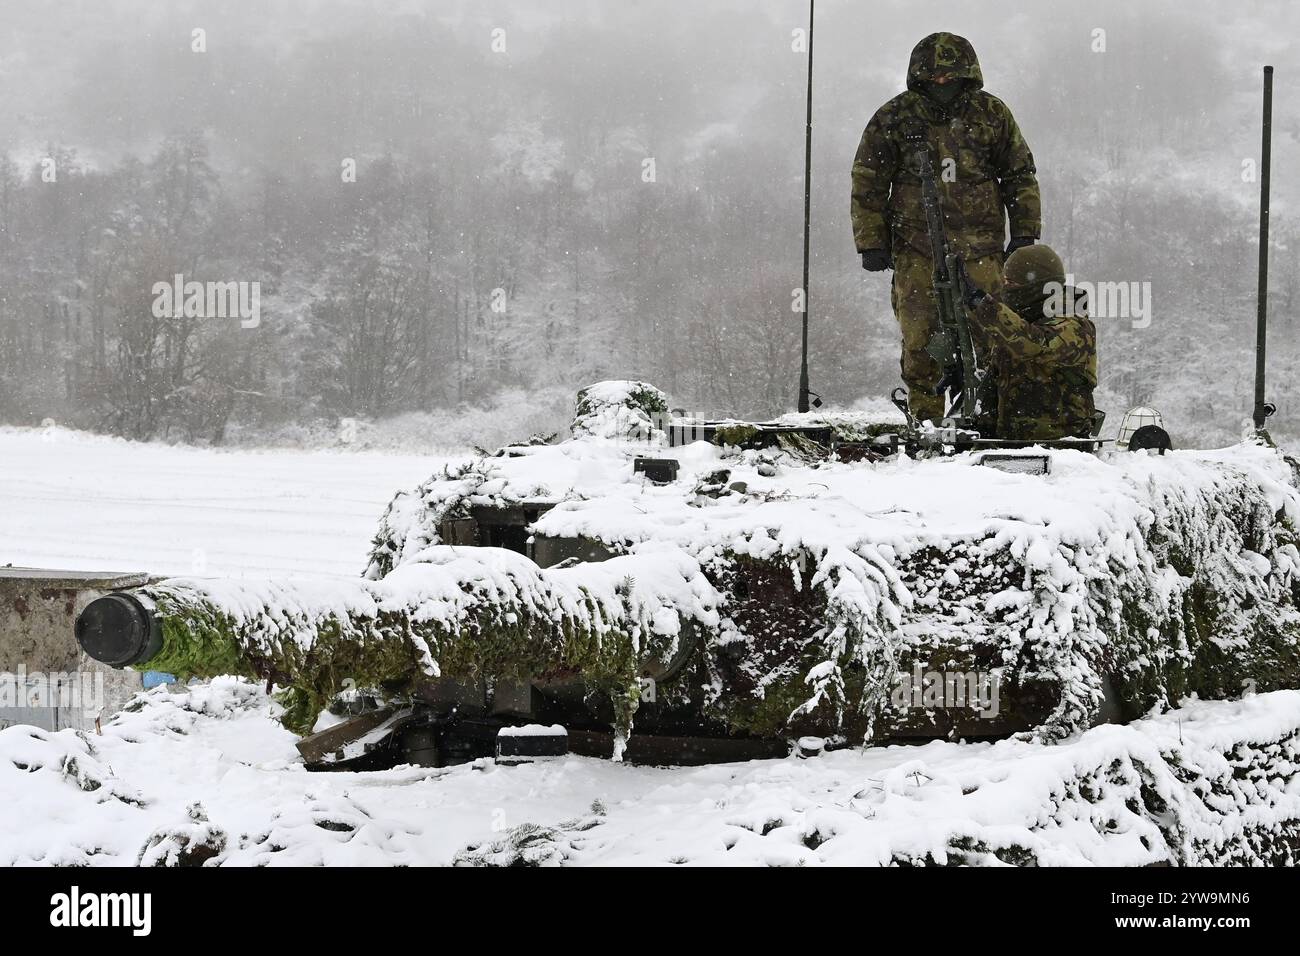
[1252,65,1276,433]
[797,0,816,413]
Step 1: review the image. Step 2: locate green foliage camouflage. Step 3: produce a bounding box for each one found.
[711,423,760,447]
[130,443,1300,749]
[131,558,690,739]
[571,381,669,441]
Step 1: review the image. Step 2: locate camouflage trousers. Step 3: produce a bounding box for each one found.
[890,248,1004,422]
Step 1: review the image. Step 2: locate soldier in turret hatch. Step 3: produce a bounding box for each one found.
[964,243,1100,442]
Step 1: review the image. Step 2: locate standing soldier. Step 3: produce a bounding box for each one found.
[851,32,1041,423]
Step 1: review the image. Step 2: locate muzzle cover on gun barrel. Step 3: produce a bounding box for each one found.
[75,592,162,668]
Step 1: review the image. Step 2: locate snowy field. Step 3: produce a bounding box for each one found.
[0,426,448,579]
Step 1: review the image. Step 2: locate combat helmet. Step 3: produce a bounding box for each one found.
[1003,244,1070,320]
[1004,244,1066,290]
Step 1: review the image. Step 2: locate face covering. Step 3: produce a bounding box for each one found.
[1004,282,1052,322]
[924,81,963,106]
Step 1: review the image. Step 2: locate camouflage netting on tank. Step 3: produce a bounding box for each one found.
[709,448,1300,743]
[136,434,1300,749]
[570,380,668,442]
[363,378,665,579]
[890,709,1300,867]
[133,548,719,736]
[364,460,524,579]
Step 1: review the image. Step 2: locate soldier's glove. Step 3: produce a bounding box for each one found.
[964,285,990,309]
[935,363,963,396]
[1004,236,1035,259]
[953,259,988,309]
[860,249,892,272]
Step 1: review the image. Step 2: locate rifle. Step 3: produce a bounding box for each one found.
[909,137,981,428]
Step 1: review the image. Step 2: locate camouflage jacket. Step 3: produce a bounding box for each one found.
[971,290,1098,441]
[851,33,1040,260]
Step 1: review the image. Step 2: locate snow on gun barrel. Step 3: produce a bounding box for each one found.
[75,381,1300,764]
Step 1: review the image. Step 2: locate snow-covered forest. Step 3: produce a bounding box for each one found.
[1,0,1297,448]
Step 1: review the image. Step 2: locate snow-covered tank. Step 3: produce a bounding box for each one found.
[75,381,1300,766]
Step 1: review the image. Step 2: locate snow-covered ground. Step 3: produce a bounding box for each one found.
[0,426,446,579]
[2,677,1296,866]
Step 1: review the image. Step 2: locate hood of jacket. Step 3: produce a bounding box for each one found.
[906,32,984,96]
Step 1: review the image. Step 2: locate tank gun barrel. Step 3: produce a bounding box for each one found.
[77,592,162,668]
[72,549,715,735]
